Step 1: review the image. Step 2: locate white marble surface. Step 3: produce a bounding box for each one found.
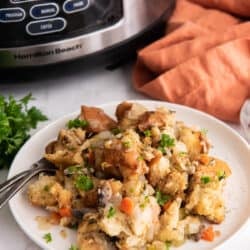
[0,62,249,250]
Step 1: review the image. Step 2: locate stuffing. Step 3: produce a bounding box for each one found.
[116,101,147,129]
[148,152,170,187]
[185,157,231,223]
[77,213,117,250]
[137,107,175,132]
[158,170,188,196]
[80,105,117,133]
[178,126,210,159]
[27,102,231,249]
[27,175,71,209]
[45,128,86,167]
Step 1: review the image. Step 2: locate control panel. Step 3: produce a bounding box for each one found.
[0,0,123,48]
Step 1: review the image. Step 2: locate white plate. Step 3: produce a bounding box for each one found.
[8,100,250,250]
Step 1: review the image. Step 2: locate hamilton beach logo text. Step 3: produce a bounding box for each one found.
[14,44,82,60]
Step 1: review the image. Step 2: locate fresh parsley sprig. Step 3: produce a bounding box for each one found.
[0,94,47,169]
[158,133,175,154]
[69,245,79,250]
[155,191,171,206]
[67,118,88,129]
[43,233,52,243]
[201,176,211,184]
[75,174,94,191]
[107,206,116,218]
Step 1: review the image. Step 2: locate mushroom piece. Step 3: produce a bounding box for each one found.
[97,181,113,207]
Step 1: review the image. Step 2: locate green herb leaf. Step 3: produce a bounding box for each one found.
[43,185,50,192]
[65,165,82,175]
[217,170,226,181]
[143,130,151,137]
[137,155,144,161]
[140,196,150,209]
[122,141,131,148]
[155,191,171,206]
[111,127,122,135]
[75,174,94,191]
[69,245,79,250]
[158,133,175,154]
[201,128,208,136]
[165,241,171,250]
[107,206,116,218]
[67,118,88,129]
[43,233,52,243]
[178,151,187,156]
[201,176,211,184]
[0,94,47,169]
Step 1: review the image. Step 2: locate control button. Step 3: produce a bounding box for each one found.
[30,3,59,19]
[63,0,89,14]
[0,7,25,23]
[26,18,67,36]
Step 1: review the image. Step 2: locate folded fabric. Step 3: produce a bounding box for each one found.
[192,0,250,17]
[133,0,250,122]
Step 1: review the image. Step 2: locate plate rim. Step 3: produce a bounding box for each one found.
[8,100,250,250]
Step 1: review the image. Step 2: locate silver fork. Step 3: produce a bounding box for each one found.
[0,158,56,209]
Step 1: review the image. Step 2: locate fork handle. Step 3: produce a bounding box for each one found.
[0,168,55,209]
[0,170,31,193]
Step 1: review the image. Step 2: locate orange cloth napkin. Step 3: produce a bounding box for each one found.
[133,0,250,122]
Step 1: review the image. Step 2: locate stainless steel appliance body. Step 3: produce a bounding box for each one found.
[0,0,175,67]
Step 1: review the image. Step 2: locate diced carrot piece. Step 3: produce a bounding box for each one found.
[199,154,210,165]
[163,201,172,211]
[120,197,134,216]
[201,226,215,242]
[59,207,72,217]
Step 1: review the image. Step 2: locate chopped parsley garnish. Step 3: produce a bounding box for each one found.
[43,185,50,192]
[75,174,94,191]
[143,130,152,137]
[67,118,88,129]
[201,176,211,184]
[111,127,122,135]
[137,155,144,161]
[107,206,116,218]
[217,170,226,181]
[65,165,82,175]
[123,141,131,148]
[0,93,47,169]
[140,196,150,209]
[179,151,187,156]
[165,241,171,250]
[201,128,208,135]
[158,133,175,154]
[155,191,171,206]
[69,245,79,250]
[43,233,52,243]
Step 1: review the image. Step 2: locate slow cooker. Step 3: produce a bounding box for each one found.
[0,0,175,68]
